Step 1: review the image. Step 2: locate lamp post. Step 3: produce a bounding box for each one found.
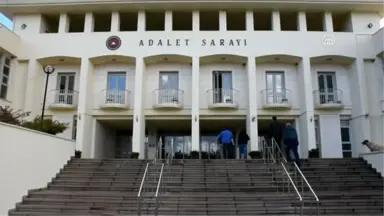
[41,65,55,128]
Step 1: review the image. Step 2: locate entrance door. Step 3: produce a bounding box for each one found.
[107,72,126,104]
[317,72,337,104]
[266,71,285,104]
[200,135,221,159]
[159,72,179,104]
[57,73,75,104]
[212,71,233,103]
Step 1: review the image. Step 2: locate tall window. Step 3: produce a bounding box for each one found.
[0,55,11,99]
[314,117,322,157]
[212,71,233,103]
[340,118,352,158]
[317,72,338,104]
[106,72,126,104]
[158,71,179,104]
[56,73,75,105]
[265,71,286,104]
[72,115,77,140]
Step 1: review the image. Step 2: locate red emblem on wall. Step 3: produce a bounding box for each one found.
[106,36,121,50]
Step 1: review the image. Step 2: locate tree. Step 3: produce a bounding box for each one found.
[0,105,30,125]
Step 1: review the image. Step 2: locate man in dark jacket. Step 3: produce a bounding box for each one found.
[283,123,301,167]
[238,130,250,159]
[268,116,283,156]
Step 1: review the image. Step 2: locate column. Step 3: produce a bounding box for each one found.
[324,12,333,32]
[191,56,200,151]
[298,12,307,32]
[24,59,41,117]
[111,12,120,32]
[138,11,146,32]
[132,57,146,159]
[350,58,370,156]
[219,11,226,31]
[247,56,259,151]
[84,12,94,33]
[165,11,173,32]
[246,11,254,31]
[272,11,281,31]
[297,57,316,158]
[58,13,69,33]
[192,11,199,31]
[76,58,94,158]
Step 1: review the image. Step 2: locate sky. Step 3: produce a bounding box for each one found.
[0,12,383,31]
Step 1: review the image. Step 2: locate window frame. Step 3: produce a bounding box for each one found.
[106,71,127,91]
[0,54,11,100]
[340,117,352,158]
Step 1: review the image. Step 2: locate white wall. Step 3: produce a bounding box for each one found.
[0,122,75,215]
[93,120,115,158]
[319,115,343,158]
[199,63,248,109]
[52,114,74,139]
[360,152,384,177]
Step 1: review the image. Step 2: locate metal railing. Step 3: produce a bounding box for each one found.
[313,88,343,105]
[137,163,149,216]
[270,138,320,215]
[206,88,239,107]
[153,88,184,107]
[260,88,292,106]
[49,89,79,106]
[155,164,165,215]
[100,89,130,106]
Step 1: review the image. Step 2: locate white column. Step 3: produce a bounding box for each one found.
[191,56,200,151]
[138,11,146,32]
[246,11,254,31]
[76,58,94,158]
[111,12,120,32]
[132,57,146,159]
[165,11,173,32]
[272,11,281,31]
[58,13,69,33]
[324,12,333,32]
[298,12,307,32]
[24,59,41,117]
[298,57,316,158]
[219,10,226,31]
[247,56,259,151]
[192,11,199,31]
[84,12,94,33]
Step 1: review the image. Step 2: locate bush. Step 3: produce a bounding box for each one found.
[22,116,69,135]
[308,148,320,158]
[131,152,139,159]
[0,105,30,125]
[249,151,262,159]
[74,150,82,158]
[190,151,199,159]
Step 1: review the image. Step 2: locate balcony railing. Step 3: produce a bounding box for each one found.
[153,89,184,109]
[207,88,239,109]
[99,89,130,109]
[260,88,292,109]
[313,88,344,109]
[48,89,79,109]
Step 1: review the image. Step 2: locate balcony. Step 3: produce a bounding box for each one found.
[99,89,130,109]
[260,88,292,110]
[48,89,78,110]
[313,88,344,110]
[207,88,239,109]
[152,89,184,109]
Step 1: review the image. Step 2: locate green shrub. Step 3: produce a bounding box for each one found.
[0,105,30,125]
[22,116,69,135]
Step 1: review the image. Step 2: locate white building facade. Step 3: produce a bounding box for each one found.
[0,0,383,159]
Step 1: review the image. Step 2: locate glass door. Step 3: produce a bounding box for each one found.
[212,71,233,103]
[266,72,285,104]
[57,73,75,104]
[159,72,179,104]
[317,72,337,104]
[107,72,126,104]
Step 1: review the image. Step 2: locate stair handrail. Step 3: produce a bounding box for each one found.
[137,162,150,216]
[271,138,320,216]
[155,163,165,216]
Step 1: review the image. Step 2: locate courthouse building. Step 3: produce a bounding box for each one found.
[0,0,383,159]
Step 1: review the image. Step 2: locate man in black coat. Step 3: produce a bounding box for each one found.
[268,116,283,157]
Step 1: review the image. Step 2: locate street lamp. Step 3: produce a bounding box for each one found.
[41,65,55,128]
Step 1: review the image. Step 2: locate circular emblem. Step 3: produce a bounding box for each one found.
[106,36,121,50]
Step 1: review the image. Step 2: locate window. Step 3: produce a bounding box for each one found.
[106,72,126,104]
[72,115,77,140]
[340,118,352,158]
[158,72,179,104]
[212,71,233,103]
[317,72,338,104]
[265,71,286,104]
[314,117,322,157]
[0,55,11,99]
[56,73,75,105]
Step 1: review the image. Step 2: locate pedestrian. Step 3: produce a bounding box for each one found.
[268,116,283,157]
[283,123,301,167]
[238,129,250,159]
[217,128,234,159]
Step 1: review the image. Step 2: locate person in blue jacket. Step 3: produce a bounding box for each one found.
[217,128,235,159]
[283,123,301,167]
